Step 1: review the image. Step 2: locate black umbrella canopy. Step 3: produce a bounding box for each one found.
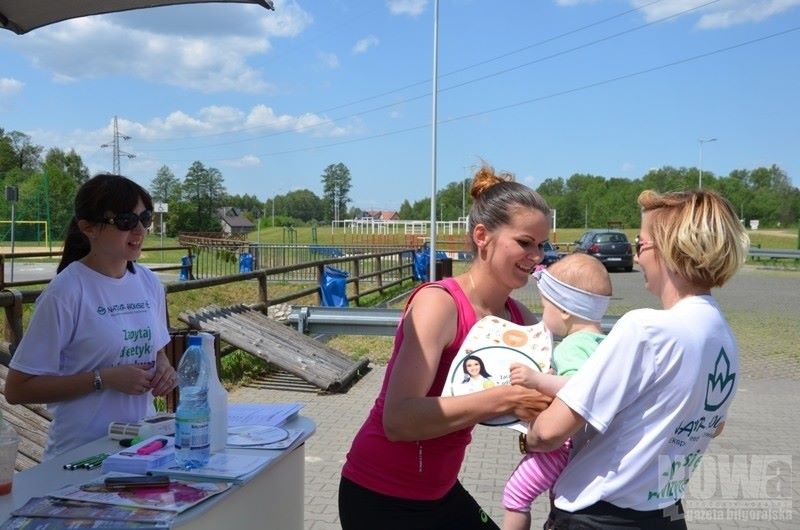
[0,0,274,35]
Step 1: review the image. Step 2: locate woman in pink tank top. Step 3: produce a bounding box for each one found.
[339,164,554,530]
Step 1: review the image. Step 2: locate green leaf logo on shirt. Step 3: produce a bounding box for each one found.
[704,348,735,412]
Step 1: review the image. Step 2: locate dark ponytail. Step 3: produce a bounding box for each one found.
[57,173,154,275]
[57,218,91,274]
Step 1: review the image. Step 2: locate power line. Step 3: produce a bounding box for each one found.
[142,0,723,158]
[138,0,675,149]
[171,23,800,162]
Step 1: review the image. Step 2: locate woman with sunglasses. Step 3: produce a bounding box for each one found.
[6,174,175,458]
[522,189,749,529]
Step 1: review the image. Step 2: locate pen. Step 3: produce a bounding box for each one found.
[63,453,107,470]
[79,453,109,469]
[82,454,109,470]
[136,438,168,456]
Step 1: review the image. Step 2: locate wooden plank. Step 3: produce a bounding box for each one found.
[179,304,368,392]
[0,364,52,470]
[183,310,339,389]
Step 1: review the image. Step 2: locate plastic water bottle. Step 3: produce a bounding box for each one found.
[199,332,228,452]
[175,334,210,469]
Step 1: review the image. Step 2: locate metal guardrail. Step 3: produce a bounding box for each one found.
[748,248,800,260]
[287,306,621,337]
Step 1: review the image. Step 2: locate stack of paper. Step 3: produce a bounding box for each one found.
[149,452,275,484]
[227,402,303,428]
[101,436,175,475]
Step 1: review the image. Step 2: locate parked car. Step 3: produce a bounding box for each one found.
[573,230,634,271]
[542,240,562,266]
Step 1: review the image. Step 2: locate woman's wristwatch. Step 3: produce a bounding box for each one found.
[92,369,103,391]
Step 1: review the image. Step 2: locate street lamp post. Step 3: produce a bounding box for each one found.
[698,137,717,189]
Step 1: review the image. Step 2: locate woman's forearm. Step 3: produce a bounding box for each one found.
[384,385,550,441]
[5,369,96,404]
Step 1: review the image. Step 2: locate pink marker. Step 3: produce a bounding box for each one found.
[136,438,168,456]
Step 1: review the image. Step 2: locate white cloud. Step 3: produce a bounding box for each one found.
[353,35,380,54]
[621,162,635,172]
[109,104,355,140]
[7,2,312,93]
[318,51,340,69]
[227,155,262,168]
[387,0,428,17]
[697,0,800,29]
[628,0,800,29]
[0,78,24,97]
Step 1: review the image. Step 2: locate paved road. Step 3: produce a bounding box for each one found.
[2,262,181,284]
[227,266,800,529]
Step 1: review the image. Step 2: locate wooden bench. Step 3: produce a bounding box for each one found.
[179,304,369,393]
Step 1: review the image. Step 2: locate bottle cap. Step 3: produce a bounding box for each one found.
[188,335,202,346]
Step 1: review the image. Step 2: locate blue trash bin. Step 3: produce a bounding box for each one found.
[320,266,349,307]
[239,252,253,273]
[179,255,193,281]
[413,249,430,281]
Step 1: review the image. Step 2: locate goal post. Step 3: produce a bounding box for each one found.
[0,220,50,250]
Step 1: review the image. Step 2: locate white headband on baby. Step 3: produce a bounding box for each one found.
[533,269,610,323]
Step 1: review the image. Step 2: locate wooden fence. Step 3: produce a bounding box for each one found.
[0,247,415,364]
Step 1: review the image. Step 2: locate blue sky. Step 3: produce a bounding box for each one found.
[1,0,798,211]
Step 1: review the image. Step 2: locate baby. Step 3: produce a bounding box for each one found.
[503,253,612,530]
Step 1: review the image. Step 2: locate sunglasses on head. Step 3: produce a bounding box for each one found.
[634,235,653,257]
[103,210,154,231]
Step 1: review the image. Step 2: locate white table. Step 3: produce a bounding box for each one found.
[0,415,315,530]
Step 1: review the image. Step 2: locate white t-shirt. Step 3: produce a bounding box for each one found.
[553,295,738,511]
[10,261,170,458]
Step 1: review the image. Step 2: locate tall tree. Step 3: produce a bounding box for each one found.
[181,161,227,232]
[44,148,89,186]
[320,163,352,222]
[150,166,182,204]
[283,189,323,222]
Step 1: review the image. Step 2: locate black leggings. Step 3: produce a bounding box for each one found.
[339,476,500,530]
[546,500,687,530]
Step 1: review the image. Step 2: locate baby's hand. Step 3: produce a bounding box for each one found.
[509,363,540,390]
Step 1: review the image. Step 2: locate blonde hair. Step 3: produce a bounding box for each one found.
[547,253,612,297]
[467,163,550,253]
[638,189,749,289]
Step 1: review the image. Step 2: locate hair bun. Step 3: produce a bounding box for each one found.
[470,165,514,200]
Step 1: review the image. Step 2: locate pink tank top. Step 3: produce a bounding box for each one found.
[341,277,524,500]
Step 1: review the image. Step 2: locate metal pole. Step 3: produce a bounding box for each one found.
[9,202,15,282]
[698,137,717,189]
[462,178,465,219]
[161,182,167,262]
[429,0,439,282]
[698,141,703,189]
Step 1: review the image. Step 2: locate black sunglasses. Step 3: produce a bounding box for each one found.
[103,210,154,231]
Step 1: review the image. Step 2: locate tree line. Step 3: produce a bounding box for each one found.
[1,127,797,244]
[398,165,799,229]
[0,128,356,240]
